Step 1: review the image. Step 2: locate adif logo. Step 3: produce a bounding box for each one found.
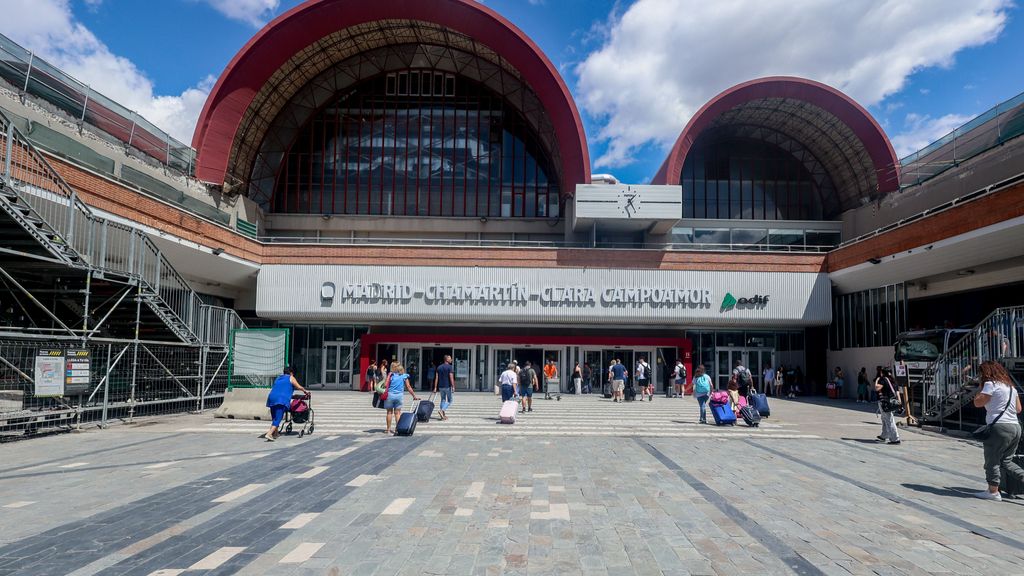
[720,292,738,312]
[721,293,769,312]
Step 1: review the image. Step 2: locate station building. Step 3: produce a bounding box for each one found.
[1,0,1022,407]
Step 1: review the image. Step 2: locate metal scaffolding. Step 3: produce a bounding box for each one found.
[0,108,244,438]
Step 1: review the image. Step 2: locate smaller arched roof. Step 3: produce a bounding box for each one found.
[191,0,589,196]
[653,77,899,210]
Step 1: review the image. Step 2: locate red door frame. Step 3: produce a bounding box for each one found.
[359,333,692,391]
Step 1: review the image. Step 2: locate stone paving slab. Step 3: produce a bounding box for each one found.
[0,395,1020,575]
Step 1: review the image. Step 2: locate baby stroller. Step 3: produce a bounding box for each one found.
[284,392,314,437]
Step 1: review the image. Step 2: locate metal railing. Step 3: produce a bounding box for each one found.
[900,89,1024,188]
[1,109,241,345]
[919,306,1024,428]
[258,234,838,253]
[0,33,195,175]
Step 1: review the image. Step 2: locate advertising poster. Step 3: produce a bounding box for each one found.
[34,349,65,397]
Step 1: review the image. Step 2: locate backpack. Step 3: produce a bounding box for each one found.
[738,367,752,386]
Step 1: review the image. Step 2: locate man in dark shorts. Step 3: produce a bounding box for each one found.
[519,360,538,413]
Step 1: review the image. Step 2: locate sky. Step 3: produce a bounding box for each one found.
[2,0,1022,184]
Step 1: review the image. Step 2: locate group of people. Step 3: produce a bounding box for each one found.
[497,359,554,413]
[762,364,803,398]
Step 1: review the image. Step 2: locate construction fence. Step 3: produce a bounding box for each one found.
[0,334,229,439]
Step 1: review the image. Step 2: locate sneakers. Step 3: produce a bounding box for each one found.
[264,434,276,442]
[974,490,1002,501]
[876,435,885,442]
[887,440,901,445]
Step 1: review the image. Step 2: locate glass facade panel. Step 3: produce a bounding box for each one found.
[681,138,829,220]
[829,284,907,350]
[694,228,730,246]
[806,230,842,249]
[731,228,768,247]
[272,70,558,218]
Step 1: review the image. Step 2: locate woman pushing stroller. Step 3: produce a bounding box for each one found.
[262,366,309,442]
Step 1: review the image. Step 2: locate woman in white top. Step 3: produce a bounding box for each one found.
[972,360,1024,501]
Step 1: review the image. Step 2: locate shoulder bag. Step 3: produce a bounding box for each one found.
[973,386,1015,440]
[880,377,903,413]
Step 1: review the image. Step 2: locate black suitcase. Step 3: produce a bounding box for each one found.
[603,382,613,399]
[624,385,636,402]
[416,395,435,422]
[739,405,761,427]
[396,404,418,436]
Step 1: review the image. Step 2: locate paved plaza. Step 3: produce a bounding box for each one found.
[1,393,1022,575]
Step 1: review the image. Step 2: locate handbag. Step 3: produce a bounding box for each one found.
[880,378,903,413]
[973,387,1015,440]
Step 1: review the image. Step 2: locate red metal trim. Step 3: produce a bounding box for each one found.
[192,0,589,196]
[357,333,693,391]
[652,76,900,196]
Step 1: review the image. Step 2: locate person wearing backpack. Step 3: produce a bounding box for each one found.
[692,364,712,424]
[671,360,686,398]
[732,360,753,397]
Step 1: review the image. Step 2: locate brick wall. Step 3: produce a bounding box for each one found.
[827,181,1024,272]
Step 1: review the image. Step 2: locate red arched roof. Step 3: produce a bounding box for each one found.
[192,0,589,194]
[652,76,899,196]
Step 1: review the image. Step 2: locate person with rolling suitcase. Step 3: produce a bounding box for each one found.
[383,362,419,436]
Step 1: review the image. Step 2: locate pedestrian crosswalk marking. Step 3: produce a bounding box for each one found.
[187,392,808,439]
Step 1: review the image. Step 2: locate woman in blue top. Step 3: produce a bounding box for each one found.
[263,367,308,442]
[384,362,419,435]
[692,364,713,424]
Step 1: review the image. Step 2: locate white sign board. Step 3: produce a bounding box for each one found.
[34,349,65,397]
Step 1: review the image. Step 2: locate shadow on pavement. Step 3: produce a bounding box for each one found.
[902,483,976,498]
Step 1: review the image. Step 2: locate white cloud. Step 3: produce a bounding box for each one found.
[1,0,211,144]
[199,0,280,27]
[890,112,973,157]
[576,0,1010,168]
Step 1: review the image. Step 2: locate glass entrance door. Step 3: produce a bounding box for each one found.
[582,349,602,394]
[453,347,472,390]
[322,343,353,390]
[716,347,773,391]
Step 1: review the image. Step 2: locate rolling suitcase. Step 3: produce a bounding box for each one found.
[396,402,418,436]
[748,393,770,417]
[710,403,736,426]
[417,394,436,422]
[499,400,518,424]
[624,385,636,402]
[603,382,613,399]
[739,405,761,427]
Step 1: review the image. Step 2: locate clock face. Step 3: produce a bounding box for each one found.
[616,188,641,218]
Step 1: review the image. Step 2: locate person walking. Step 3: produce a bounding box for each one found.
[609,359,628,402]
[543,359,559,399]
[732,360,753,398]
[363,359,379,393]
[857,367,870,403]
[499,362,519,403]
[763,364,775,397]
[262,367,309,441]
[833,367,845,399]
[636,357,653,401]
[874,367,901,445]
[775,365,785,398]
[973,361,1024,501]
[519,360,538,412]
[672,359,686,398]
[727,380,741,415]
[582,362,593,394]
[383,362,419,436]
[433,354,455,421]
[572,362,583,395]
[693,364,712,424]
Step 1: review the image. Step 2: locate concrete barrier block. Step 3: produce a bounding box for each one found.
[213,387,271,420]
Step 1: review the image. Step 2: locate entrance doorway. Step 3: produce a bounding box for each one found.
[322,343,353,390]
[715,347,774,391]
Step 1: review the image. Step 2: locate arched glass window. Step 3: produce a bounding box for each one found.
[681,137,832,220]
[271,70,559,218]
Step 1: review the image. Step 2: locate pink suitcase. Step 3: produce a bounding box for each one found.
[499,400,517,424]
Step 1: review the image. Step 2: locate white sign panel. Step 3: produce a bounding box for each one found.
[257,265,831,327]
[34,349,65,397]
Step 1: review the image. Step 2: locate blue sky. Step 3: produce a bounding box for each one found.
[6,0,1023,184]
